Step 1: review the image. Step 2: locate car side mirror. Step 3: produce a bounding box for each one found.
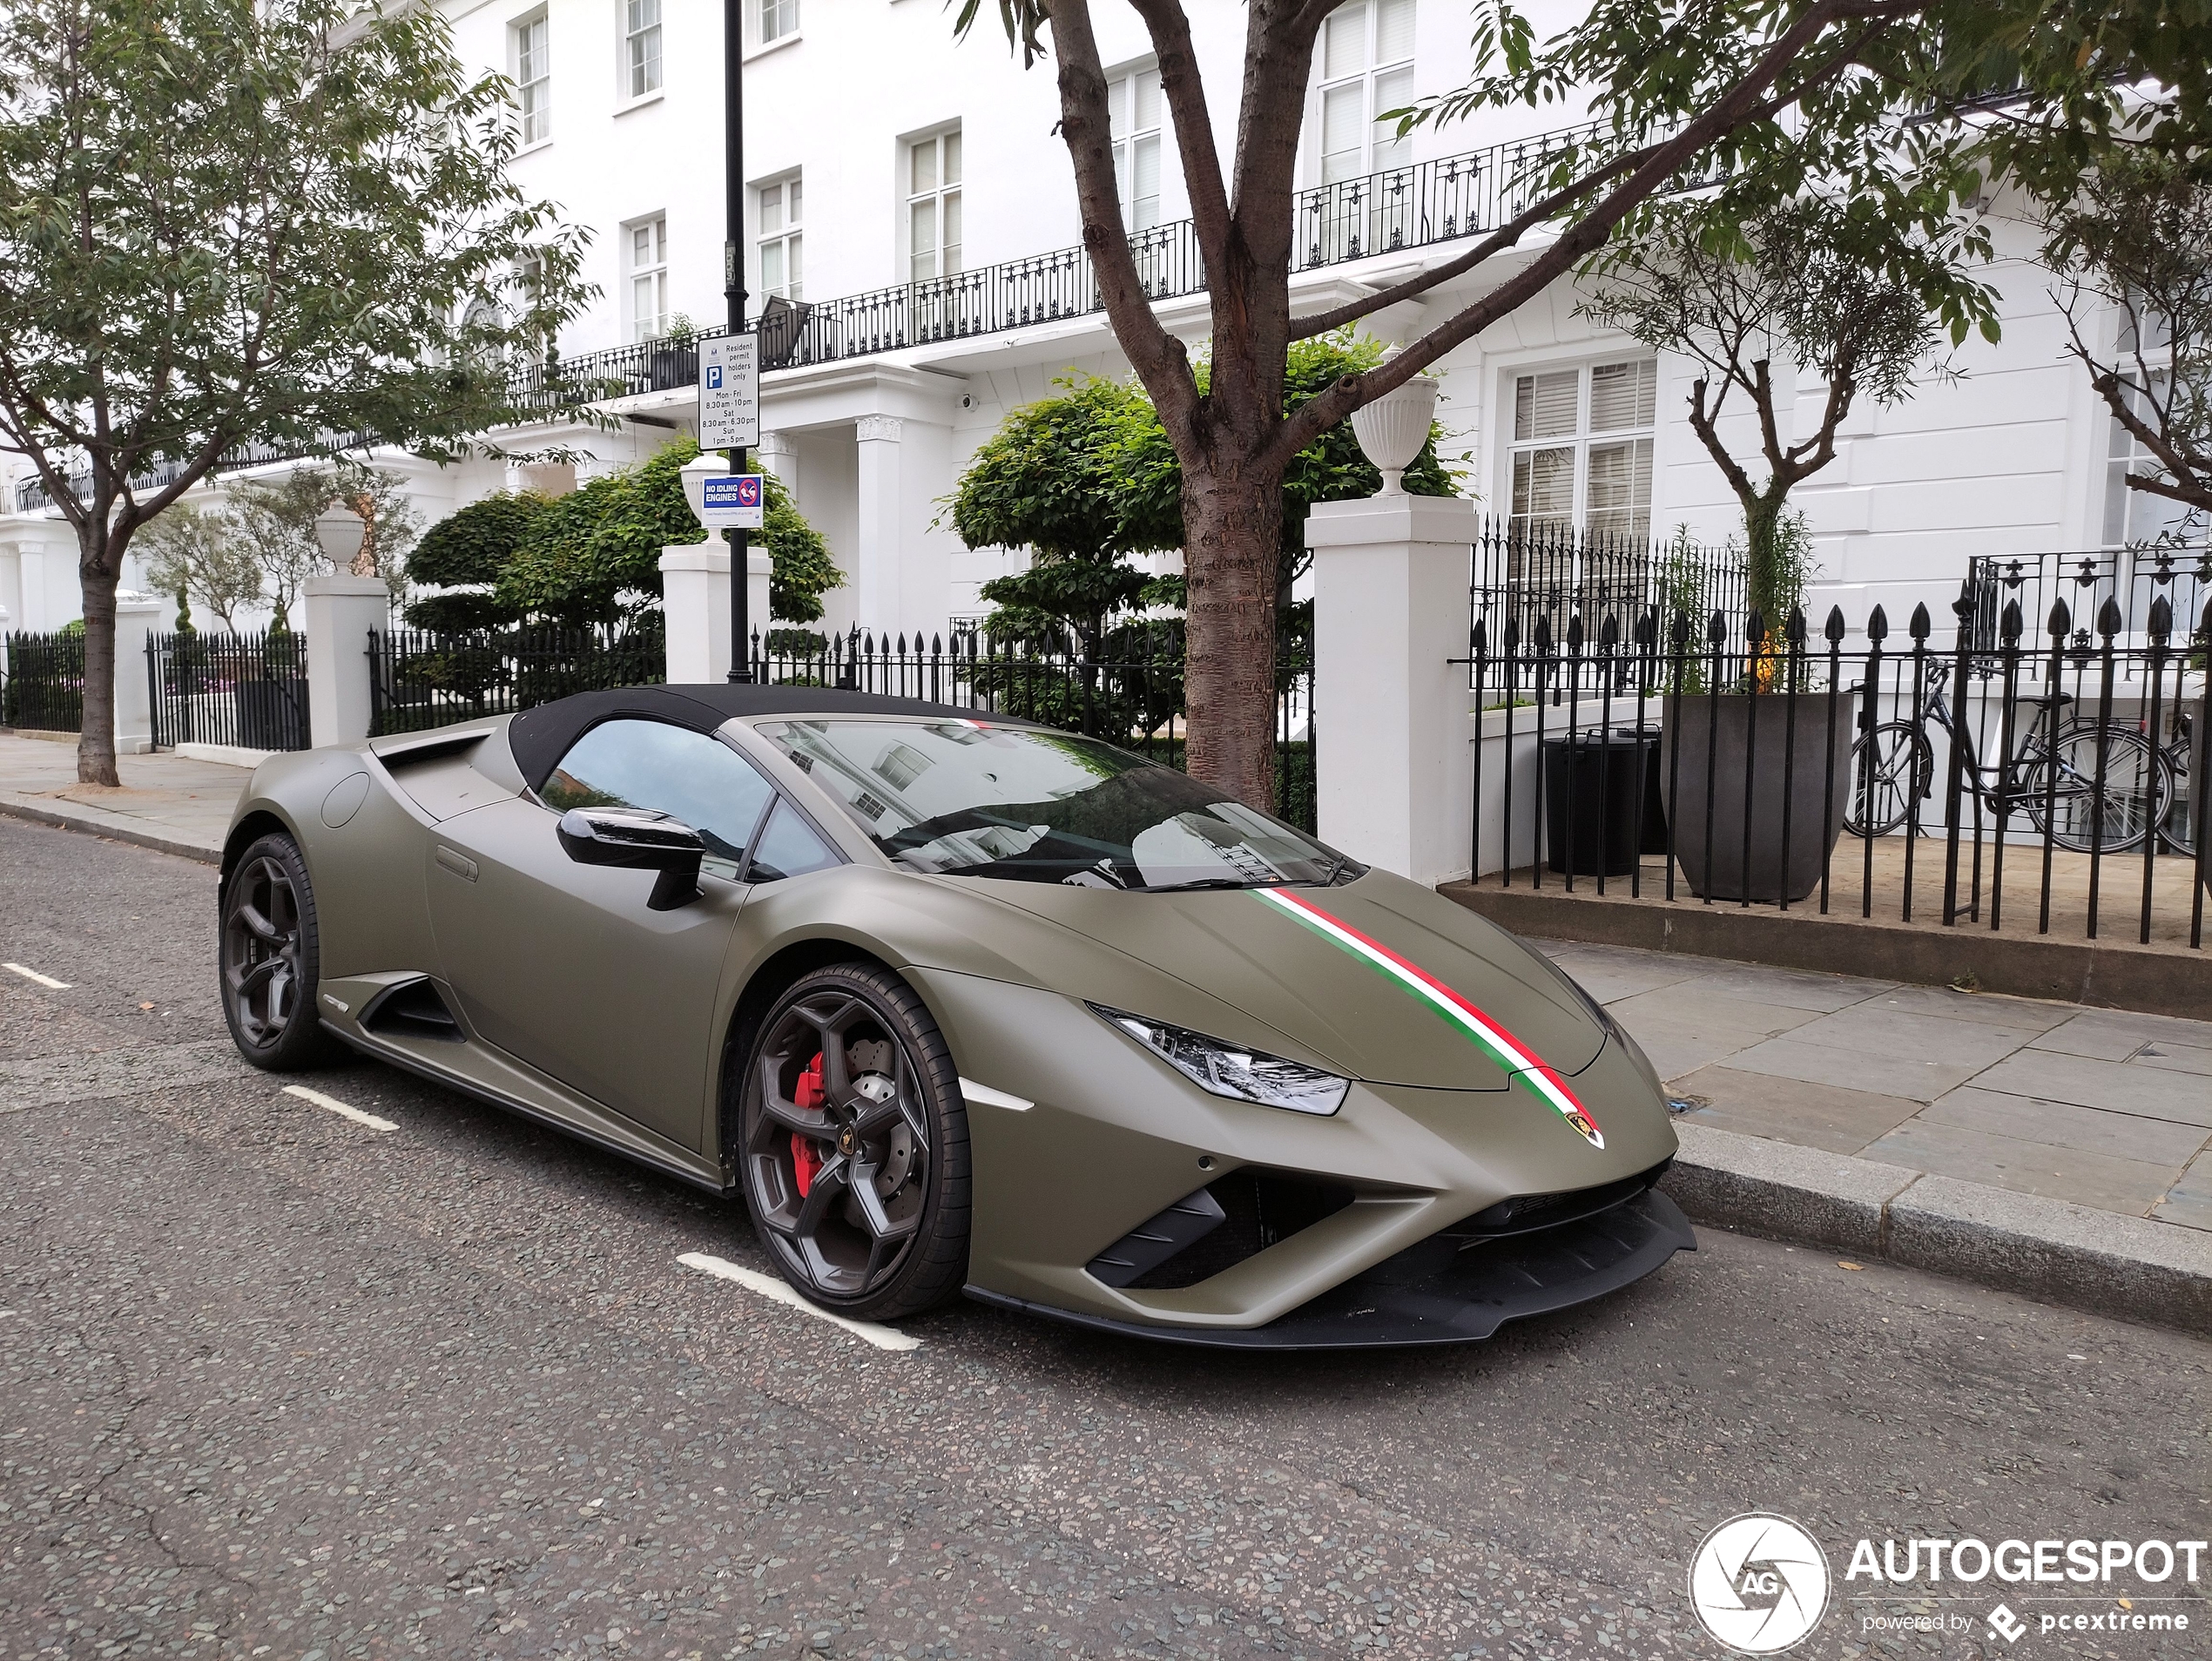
[556,807,705,911]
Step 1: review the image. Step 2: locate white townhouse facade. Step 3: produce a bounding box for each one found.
[0,0,2181,645]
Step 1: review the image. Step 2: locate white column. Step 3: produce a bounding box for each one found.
[747,547,772,651]
[111,595,161,754]
[302,574,391,747]
[1307,493,1479,887]
[756,429,795,484]
[0,603,10,688]
[658,539,730,685]
[853,415,903,638]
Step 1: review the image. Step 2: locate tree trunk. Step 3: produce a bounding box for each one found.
[1743,491,1786,632]
[1181,465,1282,811]
[76,523,121,787]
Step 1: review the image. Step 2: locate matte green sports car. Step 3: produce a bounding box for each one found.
[218,685,1690,1346]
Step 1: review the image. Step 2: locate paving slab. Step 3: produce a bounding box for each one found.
[1532,941,1698,1003]
[1716,1031,1987,1104]
[1603,983,1823,1079]
[1918,1084,2212,1167]
[2135,1040,2212,1077]
[2027,1005,2212,1061]
[1665,1065,1922,1155]
[1856,982,2078,1034]
[2155,1149,2212,1232]
[1650,957,1892,1014]
[1971,1049,2212,1128]
[1778,1000,2044,1070]
[1862,1116,2185,1214]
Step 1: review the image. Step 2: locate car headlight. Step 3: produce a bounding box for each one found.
[1089,1003,1350,1116]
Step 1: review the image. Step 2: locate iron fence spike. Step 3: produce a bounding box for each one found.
[1706,611,1727,645]
[1785,606,1806,645]
[1908,602,1932,642]
[1867,604,1889,642]
[2096,596,2122,638]
[2048,598,2071,638]
[2148,596,2172,641]
[2000,599,2024,644]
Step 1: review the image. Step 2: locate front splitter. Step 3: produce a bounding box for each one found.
[965,1189,1696,1350]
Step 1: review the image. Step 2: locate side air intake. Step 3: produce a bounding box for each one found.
[361,977,463,1043]
[1087,1169,1356,1291]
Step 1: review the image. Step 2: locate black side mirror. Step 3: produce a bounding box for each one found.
[556,807,705,911]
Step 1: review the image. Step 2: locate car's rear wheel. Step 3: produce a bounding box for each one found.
[220,833,336,1071]
[737,963,969,1320]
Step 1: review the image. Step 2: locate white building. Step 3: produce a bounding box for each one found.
[0,0,2171,645]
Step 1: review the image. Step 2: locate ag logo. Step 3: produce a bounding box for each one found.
[1688,1513,1831,1653]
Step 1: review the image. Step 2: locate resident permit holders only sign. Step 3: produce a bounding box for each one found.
[698,473,765,530]
[698,334,759,449]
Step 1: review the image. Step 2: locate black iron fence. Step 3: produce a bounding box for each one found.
[1,631,84,733]
[1965,547,2210,649]
[1470,519,1746,703]
[368,625,668,736]
[1466,592,2212,950]
[146,630,311,752]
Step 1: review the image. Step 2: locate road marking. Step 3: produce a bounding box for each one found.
[281,1084,397,1132]
[958,1077,1033,1112]
[3,962,71,989]
[677,1252,921,1351]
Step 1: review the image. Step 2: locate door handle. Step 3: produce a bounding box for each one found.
[435,846,478,882]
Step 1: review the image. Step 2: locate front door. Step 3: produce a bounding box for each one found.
[427,718,779,1151]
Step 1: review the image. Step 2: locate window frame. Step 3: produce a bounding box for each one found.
[758,0,799,45]
[624,213,669,344]
[512,9,551,150]
[621,0,664,104]
[756,173,803,303]
[1501,355,1660,544]
[1108,63,1164,233]
[1311,0,1417,187]
[903,126,963,285]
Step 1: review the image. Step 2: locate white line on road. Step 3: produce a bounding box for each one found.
[282,1084,397,1132]
[677,1252,921,1351]
[3,962,71,989]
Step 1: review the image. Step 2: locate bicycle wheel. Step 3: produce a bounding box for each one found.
[2020,724,2175,854]
[2161,743,2196,856]
[1845,722,1933,837]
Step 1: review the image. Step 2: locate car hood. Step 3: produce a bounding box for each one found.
[948,868,1606,1091]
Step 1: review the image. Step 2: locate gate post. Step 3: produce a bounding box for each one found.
[1306,493,1479,885]
[111,595,161,753]
[302,575,390,746]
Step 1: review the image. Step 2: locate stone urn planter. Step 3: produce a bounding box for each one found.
[1662,693,1853,902]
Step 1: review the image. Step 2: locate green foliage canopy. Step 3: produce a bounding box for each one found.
[487,440,842,629]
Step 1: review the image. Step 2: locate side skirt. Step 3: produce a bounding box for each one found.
[322,1019,736,1198]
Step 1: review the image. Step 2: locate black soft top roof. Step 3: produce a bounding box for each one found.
[506,683,1034,792]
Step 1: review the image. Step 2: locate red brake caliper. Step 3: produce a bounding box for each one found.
[791,1052,826,1197]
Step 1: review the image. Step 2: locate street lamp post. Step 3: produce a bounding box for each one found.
[724,0,752,681]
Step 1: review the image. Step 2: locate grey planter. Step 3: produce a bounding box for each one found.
[1663,692,1853,903]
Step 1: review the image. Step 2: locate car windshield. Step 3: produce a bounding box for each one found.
[754,719,1352,890]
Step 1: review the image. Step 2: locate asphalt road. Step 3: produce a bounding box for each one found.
[3,814,2209,1661]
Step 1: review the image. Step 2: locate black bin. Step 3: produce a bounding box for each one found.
[1542,730,1655,877]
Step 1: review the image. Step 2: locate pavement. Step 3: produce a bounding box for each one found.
[5,814,2209,1661]
[0,731,245,861]
[4,738,2209,1334]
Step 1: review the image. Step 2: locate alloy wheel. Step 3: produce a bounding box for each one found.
[745,990,931,1300]
[223,854,304,1048]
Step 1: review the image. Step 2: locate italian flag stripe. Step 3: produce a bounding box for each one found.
[1254,887,1605,1149]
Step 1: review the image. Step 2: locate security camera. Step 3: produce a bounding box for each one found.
[959,393,975,410]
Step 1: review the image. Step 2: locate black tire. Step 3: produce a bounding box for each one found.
[219,833,337,1071]
[735,962,970,1321]
[1844,721,1933,838]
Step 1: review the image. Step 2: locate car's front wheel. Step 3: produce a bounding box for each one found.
[219,832,335,1071]
[736,963,970,1321]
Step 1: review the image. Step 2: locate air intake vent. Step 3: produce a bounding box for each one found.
[1088,1169,1355,1292]
[361,978,463,1043]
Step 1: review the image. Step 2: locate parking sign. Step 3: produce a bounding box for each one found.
[698,334,759,449]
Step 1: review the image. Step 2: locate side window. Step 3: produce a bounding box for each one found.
[748,800,840,881]
[541,719,775,869]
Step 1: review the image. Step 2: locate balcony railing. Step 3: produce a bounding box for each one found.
[13,118,1610,509]
[516,120,1608,410]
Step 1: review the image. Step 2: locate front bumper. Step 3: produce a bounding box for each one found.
[966,1186,1695,1349]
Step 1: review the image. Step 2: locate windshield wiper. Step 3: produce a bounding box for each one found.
[1125,877,1285,894]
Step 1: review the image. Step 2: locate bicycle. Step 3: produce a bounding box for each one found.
[1844,659,2175,853]
[2161,708,2196,856]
